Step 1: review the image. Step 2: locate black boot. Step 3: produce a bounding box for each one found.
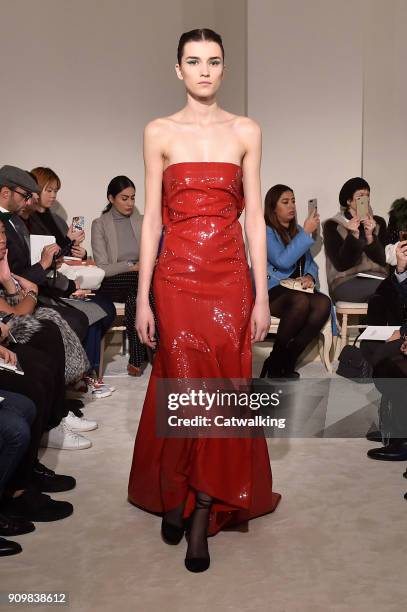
[161,504,185,545]
[185,492,212,573]
[367,439,407,461]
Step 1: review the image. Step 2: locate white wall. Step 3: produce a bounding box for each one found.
[248,0,364,292]
[1,0,246,250]
[2,0,406,269]
[362,0,407,216]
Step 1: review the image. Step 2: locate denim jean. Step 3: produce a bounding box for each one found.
[0,390,36,498]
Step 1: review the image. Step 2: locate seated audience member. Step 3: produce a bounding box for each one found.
[92,176,159,376]
[0,318,75,523]
[361,240,407,462]
[261,184,331,378]
[0,390,36,556]
[0,219,95,449]
[28,166,86,259]
[0,165,89,341]
[19,167,116,386]
[323,177,387,302]
[369,341,407,462]
[367,198,407,326]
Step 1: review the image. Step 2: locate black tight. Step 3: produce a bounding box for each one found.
[267,286,331,374]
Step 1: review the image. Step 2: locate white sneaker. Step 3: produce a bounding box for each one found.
[65,411,98,432]
[91,387,112,399]
[40,421,92,450]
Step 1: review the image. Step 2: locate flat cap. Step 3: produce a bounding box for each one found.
[0,165,41,194]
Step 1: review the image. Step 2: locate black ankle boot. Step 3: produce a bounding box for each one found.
[161,518,185,545]
[185,492,211,573]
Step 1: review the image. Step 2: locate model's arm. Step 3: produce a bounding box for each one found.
[135,120,165,347]
[241,119,270,342]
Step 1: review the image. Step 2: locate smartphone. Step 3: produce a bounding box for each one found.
[308,199,318,216]
[72,216,85,232]
[399,230,407,242]
[356,195,369,220]
[0,313,15,324]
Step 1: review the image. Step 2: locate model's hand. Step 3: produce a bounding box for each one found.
[136,301,157,348]
[12,274,38,295]
[250,299,270,343]
[347,216,361,238]
[297,275,315,290]
[40,244,61,269]
[395,240,407,274]
[386,330,401,343]
[0,345,17,365]
[303,209,320,235]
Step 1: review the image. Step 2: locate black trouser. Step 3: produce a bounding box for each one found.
[332,277,383,303]
[366,276,406,326]
[0,320,66,491]
[372,340,407,439]
[98,271,159,367]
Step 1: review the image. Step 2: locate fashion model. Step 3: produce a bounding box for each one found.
[128,28,281,573]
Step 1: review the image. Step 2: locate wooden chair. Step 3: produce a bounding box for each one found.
[335,301,368,352]
[269,315,333,373]
[99,302,126,376]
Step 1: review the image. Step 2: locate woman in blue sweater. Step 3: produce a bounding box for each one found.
[262,184,331,378]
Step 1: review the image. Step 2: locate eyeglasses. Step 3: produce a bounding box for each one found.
[11,189,33,202]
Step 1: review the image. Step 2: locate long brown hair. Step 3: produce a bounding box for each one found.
[264,184,298,245]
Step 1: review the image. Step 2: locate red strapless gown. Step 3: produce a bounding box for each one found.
[128,162,281,535]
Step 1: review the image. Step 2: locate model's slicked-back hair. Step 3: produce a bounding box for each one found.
[177,28,224,64]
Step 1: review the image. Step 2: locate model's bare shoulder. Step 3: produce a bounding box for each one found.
[144,117,171,138]
[233,116,261,138]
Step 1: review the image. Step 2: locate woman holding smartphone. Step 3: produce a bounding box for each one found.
[323,177,387,302]
[262,184,331,378]
[28,167,86,260]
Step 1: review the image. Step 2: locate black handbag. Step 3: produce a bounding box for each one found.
[337,340,373,382]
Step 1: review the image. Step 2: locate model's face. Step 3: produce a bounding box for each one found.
[109,187,135,216]
[275,191,296,226]
[40,181,59,209]
[0,222,7,260]
[348,188,370,213]
[176,40,224,99]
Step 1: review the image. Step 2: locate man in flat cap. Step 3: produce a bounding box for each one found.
[0,165,88,340]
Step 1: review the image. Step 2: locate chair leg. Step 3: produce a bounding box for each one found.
[99,336,105,378]
[121,330,127,355]
[340,313,348,352]
[319,322,333,373]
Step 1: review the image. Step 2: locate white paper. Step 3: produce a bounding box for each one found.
[0,358,24,375]
[356,272,386,280]
[358,326,400,341]
[30,235,56,265]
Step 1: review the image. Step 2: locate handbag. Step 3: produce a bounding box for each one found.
[337,339,373,382]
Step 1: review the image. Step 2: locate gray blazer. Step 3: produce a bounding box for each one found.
[91,208,143,277]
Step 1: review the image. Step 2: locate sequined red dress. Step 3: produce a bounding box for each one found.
[128,162,281,534]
